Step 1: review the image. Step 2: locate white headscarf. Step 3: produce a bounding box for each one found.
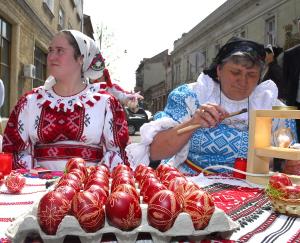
[45,29,106,89]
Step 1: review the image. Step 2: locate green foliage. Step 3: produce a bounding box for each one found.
[265,183,284,199]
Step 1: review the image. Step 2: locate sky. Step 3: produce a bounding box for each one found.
[83,0,227,91]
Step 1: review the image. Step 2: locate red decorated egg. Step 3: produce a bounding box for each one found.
[156,164,178,178]
[97,164,110,176]
[142,182,167,204]
[168,176,187,192]
[86,184,108,205]
[111,175,135,192]
[160,171,183,187]
[71,191,105,233]
[83,177,109,195]
[89,170,110,183]
[60,173,81,183]
[135,166,155,182]
[112,164,132,178]
[182,189,215,230]
[65,158,88,180]
[134,164,148,176]
[68,169,86,184]
[140,177,159,193]
[174,180,200,202]
[54,185,76,202]
[56,178,81,192]
[269,172,293,190]
[112,183,140,202]
[282,185,300,199]
[138,172,157,188]
[106,191,142,231]
[5,172,26,193]
[37,191,70,235]
[147,189,181,232]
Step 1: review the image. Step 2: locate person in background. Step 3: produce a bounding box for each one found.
[2,30,129,171]
[280,44,300,175]
[262,45,284,171]
[262,44,284,99]
[281,44,300,137]
[126,37,297,175]
[92,68,144,109]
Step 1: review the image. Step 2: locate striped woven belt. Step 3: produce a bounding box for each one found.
[34,144,103,162]
[184,159,216,175]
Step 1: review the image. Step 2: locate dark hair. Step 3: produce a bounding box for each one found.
[220,52,265,72]
[61,30,82,59]
[203,37,265,82]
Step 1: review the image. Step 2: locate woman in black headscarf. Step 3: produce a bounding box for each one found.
[127,37,297,175]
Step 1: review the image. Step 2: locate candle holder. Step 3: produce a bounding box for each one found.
[0,152,13,175]
[247,109,300,185]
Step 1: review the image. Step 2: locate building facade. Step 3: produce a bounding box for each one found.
[0,0,85,118]
[135,49,171,112]
[137,0,300,114]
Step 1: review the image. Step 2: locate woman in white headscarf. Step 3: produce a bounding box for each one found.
[2,30,129,171]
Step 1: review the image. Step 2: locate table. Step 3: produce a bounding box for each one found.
[0,173,299,243]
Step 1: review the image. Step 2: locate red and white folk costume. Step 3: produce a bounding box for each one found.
[2,83,129,171]
[2,30,129,171]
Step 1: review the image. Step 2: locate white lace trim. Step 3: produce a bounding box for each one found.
[192,74,278,125]
[36,83,102,112]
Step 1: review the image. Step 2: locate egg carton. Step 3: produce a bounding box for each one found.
[6,202,239,243]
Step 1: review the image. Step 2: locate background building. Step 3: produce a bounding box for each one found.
[136,0,300,115]
[0,0,89,119]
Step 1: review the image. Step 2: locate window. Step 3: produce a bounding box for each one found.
[175,63,181,85]
[0,18,11,117]
[58,7,65,30]
[33,46,47,88]
[43,0,54,13]
[75,0,83,20]
[265,16,276,45]
[186,59,191,81]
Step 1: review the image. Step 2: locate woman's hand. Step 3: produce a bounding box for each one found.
[191,103,228,128]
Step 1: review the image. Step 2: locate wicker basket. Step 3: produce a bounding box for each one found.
[269,196,300,217]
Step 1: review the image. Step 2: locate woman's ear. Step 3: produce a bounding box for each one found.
[79,55,84,65]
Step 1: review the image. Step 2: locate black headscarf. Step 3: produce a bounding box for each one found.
[203,37,266,81]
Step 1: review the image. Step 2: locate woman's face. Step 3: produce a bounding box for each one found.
[217,61,261,100]
[47,34,82,80]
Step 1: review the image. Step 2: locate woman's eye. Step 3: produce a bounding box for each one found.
[248,73,258,79]
[231,71,240,75]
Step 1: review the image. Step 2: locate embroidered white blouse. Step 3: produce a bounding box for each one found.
[126,74,297,174]
[3,82,129,171]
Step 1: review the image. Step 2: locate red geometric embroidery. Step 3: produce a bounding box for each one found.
[2,92,33,169]
[38,105,84,143]
[108,96,129,165]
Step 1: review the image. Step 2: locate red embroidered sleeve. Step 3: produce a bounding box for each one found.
[108,96,129,165]
[2,93,32,169]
